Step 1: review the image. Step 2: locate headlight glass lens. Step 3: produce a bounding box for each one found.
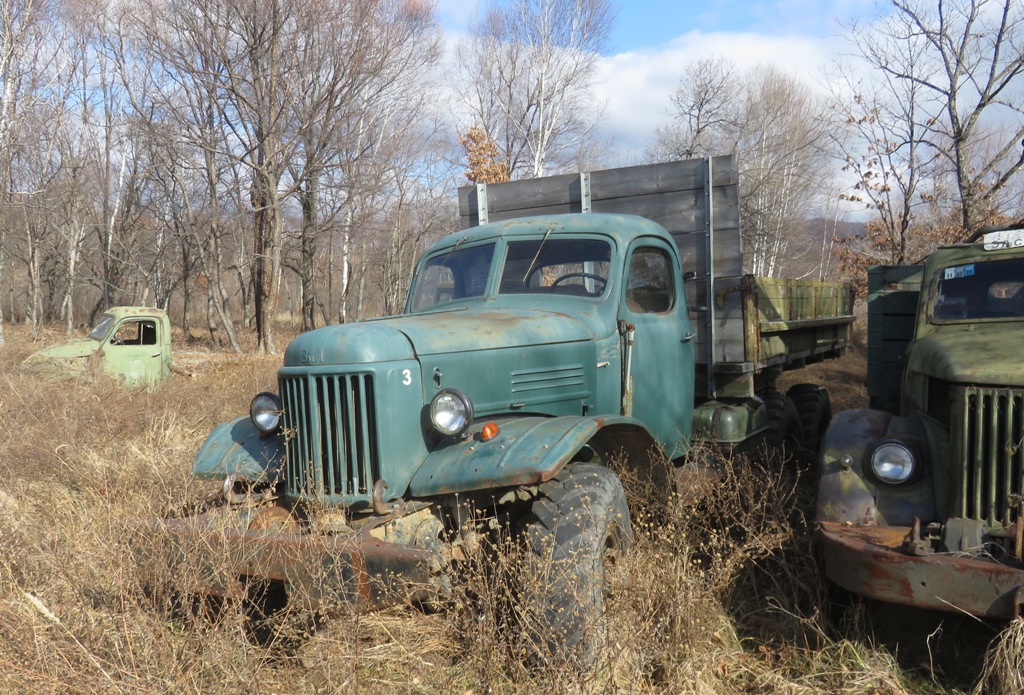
[430,389,473,436]
[870,441,916,484]
[250,392,282,433]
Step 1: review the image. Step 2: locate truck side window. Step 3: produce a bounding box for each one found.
[110,320,157,346]
[626,247,674,314]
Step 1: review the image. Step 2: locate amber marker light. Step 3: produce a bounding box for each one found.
[480,422,500,441]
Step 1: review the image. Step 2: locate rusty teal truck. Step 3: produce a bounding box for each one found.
[138,157,853,663]
[816,222,1024,620]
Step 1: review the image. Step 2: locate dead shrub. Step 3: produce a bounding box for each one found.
[973,619,1024,695]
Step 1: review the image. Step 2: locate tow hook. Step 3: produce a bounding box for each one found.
[373,479,402,515]
[903,517,932,557]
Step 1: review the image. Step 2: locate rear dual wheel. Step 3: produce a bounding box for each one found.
[761,385,832,466]
[786,383,832,465]
[761,390,804,465]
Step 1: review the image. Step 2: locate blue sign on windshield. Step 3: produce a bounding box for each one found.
[943,264,975,281]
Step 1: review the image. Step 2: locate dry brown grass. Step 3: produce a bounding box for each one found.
[0,323,997,693]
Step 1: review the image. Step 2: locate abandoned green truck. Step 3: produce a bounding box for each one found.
[816,223,1024,620]
[137,157,853,662]
[25,306,172,387]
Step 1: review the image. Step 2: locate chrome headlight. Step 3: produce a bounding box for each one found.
[250,392,282,434]
[869,440,917,484]
[430,388,474,437]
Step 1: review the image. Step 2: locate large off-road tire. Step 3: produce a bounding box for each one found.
[760,390,804,466]
[515,463,633,669]
[786,383,832,464]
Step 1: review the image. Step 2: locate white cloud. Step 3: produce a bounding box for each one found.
[594,30,838,156]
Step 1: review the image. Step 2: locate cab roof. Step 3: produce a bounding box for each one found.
[100,306,168,321]
[424,213,672,255]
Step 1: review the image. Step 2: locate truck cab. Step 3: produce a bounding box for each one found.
[816,223,1024,620]
[403,214,695,458]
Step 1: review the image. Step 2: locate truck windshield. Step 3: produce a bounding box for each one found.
[933,258,1024,321]
[409,243,496,311]
[498,238,611,297]
[88,314,115,341]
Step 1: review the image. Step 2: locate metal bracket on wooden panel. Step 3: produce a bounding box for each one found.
[704,156,717,399]
[580,172,592,213]
[476,182,489,225]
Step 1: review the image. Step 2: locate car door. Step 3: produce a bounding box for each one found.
[619,239,695,457]
[102,318,163,386]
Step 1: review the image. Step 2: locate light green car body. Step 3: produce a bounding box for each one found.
[26,307,172,388]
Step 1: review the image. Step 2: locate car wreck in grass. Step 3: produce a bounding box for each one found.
[817,222,1024,621]
[25,306,172,388]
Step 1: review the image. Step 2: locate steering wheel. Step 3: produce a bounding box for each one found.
[550,272,607,290]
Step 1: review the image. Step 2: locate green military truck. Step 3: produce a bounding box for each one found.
[816,223,1024,620]
[25,306,173,387]
[138,156,853,663]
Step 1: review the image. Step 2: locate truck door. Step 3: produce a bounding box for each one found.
[620,241,695,457]
[102,318,164,386]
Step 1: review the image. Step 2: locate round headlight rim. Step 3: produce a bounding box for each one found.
[866,438,919,486]
[250,391,283,434]
[430,388,474,438]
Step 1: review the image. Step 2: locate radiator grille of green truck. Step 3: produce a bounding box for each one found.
[280,373,381,498]
[957,386,1024,528]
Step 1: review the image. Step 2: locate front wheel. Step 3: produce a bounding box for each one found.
[515,463,633,668]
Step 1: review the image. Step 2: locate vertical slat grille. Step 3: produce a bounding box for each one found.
[959,386,1024,526]
[280,373,380,498]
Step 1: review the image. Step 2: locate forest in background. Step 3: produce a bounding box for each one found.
[1,0,1023,351]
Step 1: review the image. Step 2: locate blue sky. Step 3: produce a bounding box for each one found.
[437,0,881,157]
[608,0,866,53]
[438,0,876,53]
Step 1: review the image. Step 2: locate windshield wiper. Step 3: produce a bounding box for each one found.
[522,227,554,283]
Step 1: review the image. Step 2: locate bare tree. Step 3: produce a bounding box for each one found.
[288,0,441,331]
[828,41,946,267]
[652,60,834,276]
[456,0,615,179]
[846,0,1024,233]
[0,0,55,343]
[739,66,835,276]
[127,0,246,350]
[653,57,740,159]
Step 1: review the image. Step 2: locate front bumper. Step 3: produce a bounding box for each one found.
[819,520,1024,620]
[131,507,446,611]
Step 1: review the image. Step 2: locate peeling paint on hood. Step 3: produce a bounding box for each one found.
[908,322,1024,385]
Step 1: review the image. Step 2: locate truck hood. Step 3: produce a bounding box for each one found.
[283,306,598,367]
[391,306,597,356]
[907,323,1024,385]
[26,338,99,362]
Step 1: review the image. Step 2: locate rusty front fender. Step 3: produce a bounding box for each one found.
[816,408,934,526]
[192,417,284,484]
[408,415,660,498]
[819,521,1024,620]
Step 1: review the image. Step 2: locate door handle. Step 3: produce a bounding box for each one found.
[682,333,696,343]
